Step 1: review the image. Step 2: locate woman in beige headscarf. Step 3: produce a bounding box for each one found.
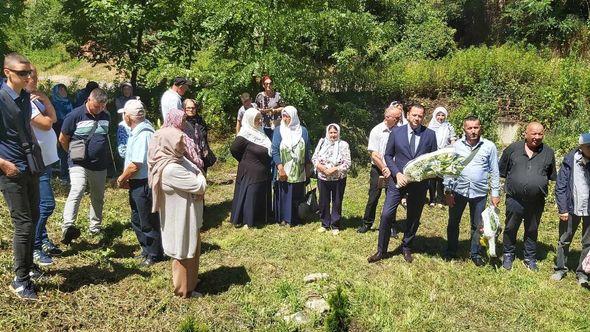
[148,127,207,298]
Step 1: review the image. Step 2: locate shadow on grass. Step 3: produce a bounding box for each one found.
[197,265,250,295]
[61,220,130,256]
[202,200,232,231]
[46,261,151,293]
[201,241,221,254]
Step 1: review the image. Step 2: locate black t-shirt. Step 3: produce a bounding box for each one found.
[499,140,556,202]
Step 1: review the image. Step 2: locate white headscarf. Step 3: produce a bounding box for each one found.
[279,106,303,149]
[317,123,342,165]
[237,108,271,155]
[428,106,452,149]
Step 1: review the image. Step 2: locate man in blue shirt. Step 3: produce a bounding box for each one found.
[116,99,164,266]
[59,88,110,244]
[0,53,40,300]
[443,116,500,267]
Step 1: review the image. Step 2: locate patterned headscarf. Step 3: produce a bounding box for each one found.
[163,108,204,170]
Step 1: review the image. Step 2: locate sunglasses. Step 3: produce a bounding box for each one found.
[4,68,33,78]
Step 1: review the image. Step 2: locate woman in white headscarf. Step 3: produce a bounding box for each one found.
[427,106,456,207]
[230,108,272,229]
[312,124,351,235]
[271,106,313,226]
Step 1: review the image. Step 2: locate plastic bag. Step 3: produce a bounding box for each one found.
[480,205,502,257]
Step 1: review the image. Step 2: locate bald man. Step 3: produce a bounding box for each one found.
[499,122,556,271]
[358,104,405,234]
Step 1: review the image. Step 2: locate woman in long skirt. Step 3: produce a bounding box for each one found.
[312,124,351,235]
[427,106,456,207]
[148,127,207,298]
[230,108,272,228]
[271,106,312,227]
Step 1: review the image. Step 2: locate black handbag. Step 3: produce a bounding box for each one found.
[298,185,319,220]
[0,90,45,176]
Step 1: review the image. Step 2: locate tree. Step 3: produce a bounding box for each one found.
[63,0,181,87]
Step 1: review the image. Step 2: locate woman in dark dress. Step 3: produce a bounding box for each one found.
[230,108,272,229]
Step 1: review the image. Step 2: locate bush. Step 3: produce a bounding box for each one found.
[325,286,351,332]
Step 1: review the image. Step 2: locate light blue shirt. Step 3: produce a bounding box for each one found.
[444,137,500,198]
[124,121,154,180]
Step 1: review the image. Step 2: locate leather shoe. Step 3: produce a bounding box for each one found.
[390,228,399,239]
[402,249,413,263]
[357,224,371,233]
[471,256,485,267]
[367,252,384,263]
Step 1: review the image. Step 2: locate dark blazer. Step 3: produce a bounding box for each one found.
[384,124,438,177]
[555,149,590,214]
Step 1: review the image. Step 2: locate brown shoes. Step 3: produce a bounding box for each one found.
[402,249,413,263]
[367,252,384,263]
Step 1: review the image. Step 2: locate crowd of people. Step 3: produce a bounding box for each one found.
[1,51,589,302]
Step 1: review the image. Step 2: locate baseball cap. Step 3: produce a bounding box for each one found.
[580,132,590,146]
[117,99,145,117]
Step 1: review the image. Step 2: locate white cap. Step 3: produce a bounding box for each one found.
[117,98,145,117]
[579,132,590,146]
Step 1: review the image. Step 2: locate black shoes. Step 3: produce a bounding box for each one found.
[357,224,371,233]
[471,256,485,267]
[61,226,81,245]
[390,228,399,239]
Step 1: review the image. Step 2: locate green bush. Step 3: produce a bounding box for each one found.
[325,286,351,332]
[178,317,209,332]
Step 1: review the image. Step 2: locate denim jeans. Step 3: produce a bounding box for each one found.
[0,172,40,281]
[34,166,56,249]
[446,193,487,258]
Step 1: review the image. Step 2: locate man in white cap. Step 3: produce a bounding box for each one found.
[552,132,590,287]
[116,99,164,266]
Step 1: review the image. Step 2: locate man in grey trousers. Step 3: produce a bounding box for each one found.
[59,88,110,244]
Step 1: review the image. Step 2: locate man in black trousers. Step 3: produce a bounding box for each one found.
[0,53,40,300]
[499,122,556,272]
[368,104,438,263]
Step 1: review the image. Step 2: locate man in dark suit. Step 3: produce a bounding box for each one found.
[368,104,438,263]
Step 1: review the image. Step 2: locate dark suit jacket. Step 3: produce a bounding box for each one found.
[384,124,438,178]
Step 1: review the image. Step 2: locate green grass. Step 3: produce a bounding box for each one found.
[23,45,119,83]
[0,158,588,331]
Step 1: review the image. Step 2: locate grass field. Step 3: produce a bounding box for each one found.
[0,156,588,331]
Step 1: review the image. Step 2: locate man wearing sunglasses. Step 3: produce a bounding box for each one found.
[0,53,40,300]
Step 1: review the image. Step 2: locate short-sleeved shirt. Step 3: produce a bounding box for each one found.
[255,91,284,129]
[61,105,110,171]
[160,89,182,122]
[237,102,258,123]
[367,122,393,165]
[499,140,556,202]
[0,82,32,172]
[31,100,59,166]
[124,121,154,180]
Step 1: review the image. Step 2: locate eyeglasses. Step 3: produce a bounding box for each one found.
[3,68,32,78]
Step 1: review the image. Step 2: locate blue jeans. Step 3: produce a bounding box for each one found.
[34,166,56,249]
[446,193,486,258]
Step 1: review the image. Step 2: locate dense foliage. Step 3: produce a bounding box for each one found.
[3,0,590,159]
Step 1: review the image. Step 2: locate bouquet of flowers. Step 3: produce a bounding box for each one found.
[402,147,465,183]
